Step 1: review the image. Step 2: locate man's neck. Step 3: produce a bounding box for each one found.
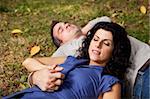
[74,32,84,39]
[61,31,85,45]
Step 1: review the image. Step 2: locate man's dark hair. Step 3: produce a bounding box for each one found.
[50,20,61,48]
[78,22,131,80]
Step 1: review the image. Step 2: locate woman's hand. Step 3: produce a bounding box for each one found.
[32,65,65,91]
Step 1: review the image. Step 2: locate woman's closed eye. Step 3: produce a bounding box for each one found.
[93,37,99,41]
[103,41,112,46]
[104,42,110,46]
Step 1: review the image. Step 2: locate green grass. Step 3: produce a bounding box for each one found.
[0,0,149,97]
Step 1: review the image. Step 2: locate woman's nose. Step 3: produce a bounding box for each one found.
[95,42,102,48]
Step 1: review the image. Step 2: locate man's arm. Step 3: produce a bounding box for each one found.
[23,57,66,91]
[81,16,111,35]
[22,56,66,72]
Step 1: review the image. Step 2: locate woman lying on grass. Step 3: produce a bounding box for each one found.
[4,22,131,99]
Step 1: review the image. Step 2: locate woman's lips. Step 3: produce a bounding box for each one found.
[92,49,101,55]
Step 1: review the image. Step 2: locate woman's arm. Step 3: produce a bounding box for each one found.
[98,83,121,99]
[22,56,66,72]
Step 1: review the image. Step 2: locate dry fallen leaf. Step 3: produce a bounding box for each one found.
[111,13,118,18]
[11,29,23,34]
[30,46,40,56]
[140,5,147,14]
[27,8,31,12]
[118,21,125,27]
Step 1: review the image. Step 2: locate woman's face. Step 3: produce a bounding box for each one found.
[88,29,114,66]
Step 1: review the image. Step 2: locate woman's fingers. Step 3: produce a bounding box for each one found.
[49,72,65,79]
[54,79,63,85]
[46,85,59,91]
[33,67,65,92]
[48,77,63,85]
[47,64,64,72]
[45,72,64,91]
[46,79,63,91]
[48,64,57,70]
[54,66,64,71]
[49,77,56,82]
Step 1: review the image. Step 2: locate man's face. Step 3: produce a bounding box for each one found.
[53,22,81,44]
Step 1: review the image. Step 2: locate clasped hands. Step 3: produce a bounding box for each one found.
[32,64,65,92]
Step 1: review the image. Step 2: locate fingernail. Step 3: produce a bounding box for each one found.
[60,67,64,70]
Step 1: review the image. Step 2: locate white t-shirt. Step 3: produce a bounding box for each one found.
[52,35,150,90]
[52,36,85,57]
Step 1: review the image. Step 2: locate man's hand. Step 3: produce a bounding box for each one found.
[32,65,65,91]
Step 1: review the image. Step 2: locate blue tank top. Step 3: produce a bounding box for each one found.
[3,56,119,99]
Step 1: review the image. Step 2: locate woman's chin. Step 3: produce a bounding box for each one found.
[90,56,100,62]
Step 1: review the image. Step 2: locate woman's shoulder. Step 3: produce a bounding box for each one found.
[98,75,120,93]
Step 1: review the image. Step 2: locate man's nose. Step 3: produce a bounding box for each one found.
[64,23,69,27]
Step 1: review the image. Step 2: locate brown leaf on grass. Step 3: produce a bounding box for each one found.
[11,29,23,37]
[30,46,40,56]
[140,5,147,14]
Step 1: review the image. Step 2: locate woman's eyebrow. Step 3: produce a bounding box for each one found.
[94,35,100,39]
[102,39,113,43]
[95,35,113,42]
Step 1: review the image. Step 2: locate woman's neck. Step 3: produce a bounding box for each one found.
[89,60,106,67]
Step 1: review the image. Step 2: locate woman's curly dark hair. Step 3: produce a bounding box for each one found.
[78,22,131,80]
